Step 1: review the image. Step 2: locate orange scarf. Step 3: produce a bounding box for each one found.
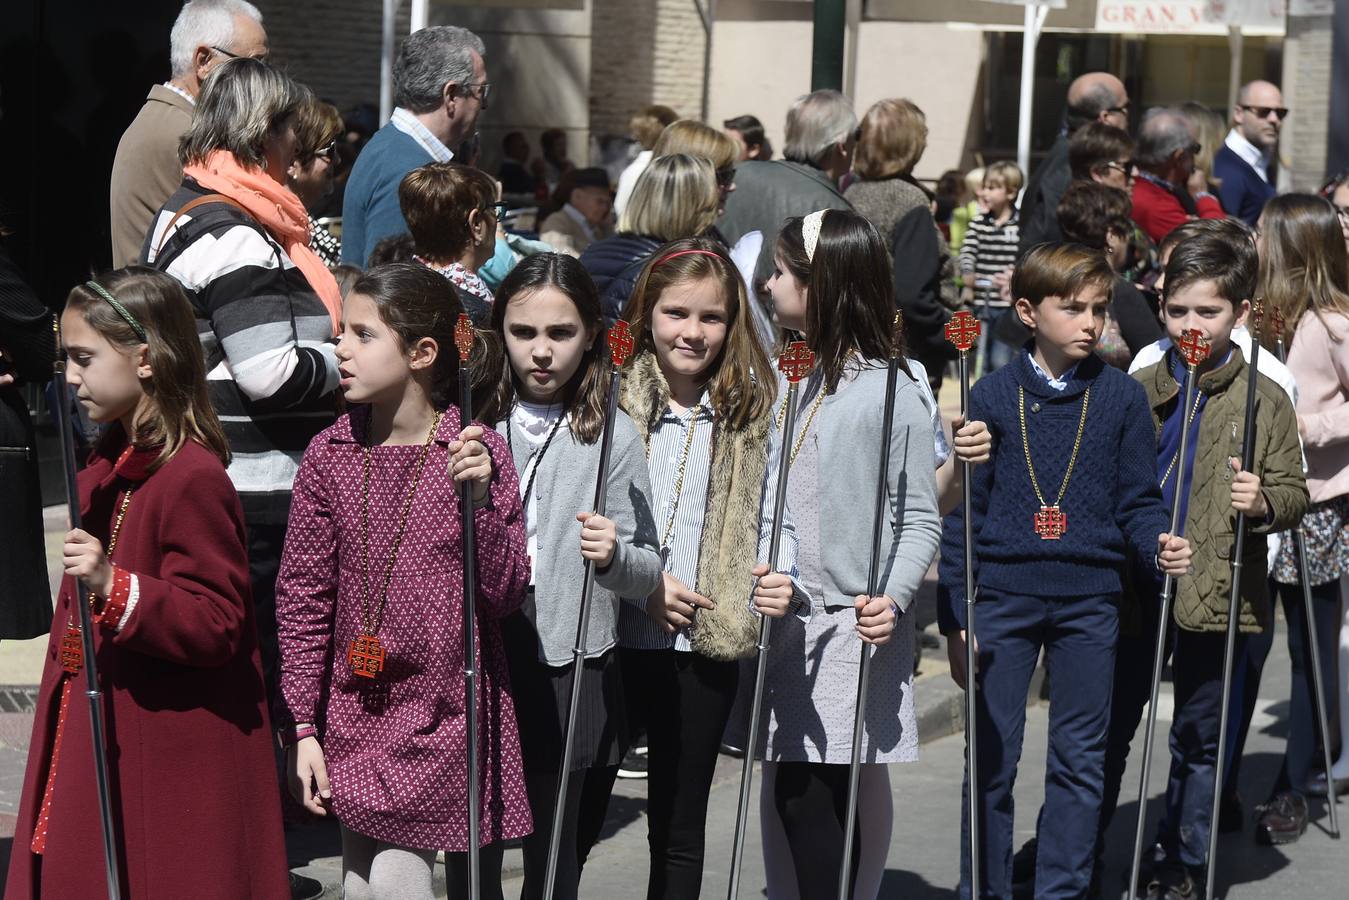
[183,150,342,334]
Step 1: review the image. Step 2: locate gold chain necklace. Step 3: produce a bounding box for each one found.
[649,404,705,553]
[1018,387,1090,540]
[1159,388,1204,491]
[775,386,827,468]
[350,410,443,679]
[60,488,134,674]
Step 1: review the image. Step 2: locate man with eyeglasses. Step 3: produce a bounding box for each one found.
[109,0,268,267]
[1214,80,1287,227]
[341,26,491,266]
[1130,108,1225,245]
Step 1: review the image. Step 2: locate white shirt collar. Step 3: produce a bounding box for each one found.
[562,203,596,241]
[390,107,455,163]
[1224,128,1271,183]
[1027,353,1077,392]
[161,81,196,107]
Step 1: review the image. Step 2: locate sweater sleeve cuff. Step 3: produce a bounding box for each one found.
[92,567,138,632]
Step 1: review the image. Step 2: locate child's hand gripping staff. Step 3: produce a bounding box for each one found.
[453,313,484,900]
[1204,303,1266,900]
[543,320,635,900]
[944,308,984,900]
[1128,328,1211,900]
[1267,307,1341,839]
[52,311,123,900]
[837,313,905,900]
[727,340,816,900]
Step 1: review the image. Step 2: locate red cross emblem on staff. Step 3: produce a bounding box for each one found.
[1176,329,1212,368]
[1033,505,1067,540]
[944,310,981,352]
[608,320,634,367]
[778,340,816,383]
[454,312,474,362]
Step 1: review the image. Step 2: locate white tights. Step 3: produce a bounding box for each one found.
[341,825,438,900]
[760,762,894,900]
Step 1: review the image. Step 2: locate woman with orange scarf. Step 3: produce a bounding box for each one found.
[142,58,341,735]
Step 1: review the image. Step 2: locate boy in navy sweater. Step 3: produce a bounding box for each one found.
[938,243,1192,899]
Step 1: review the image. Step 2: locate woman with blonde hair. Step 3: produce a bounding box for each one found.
[615,104,680,215]
[579,153,721,322]
[1181,101,1228,200]
[845,98,955,390]
[652,119,740,208]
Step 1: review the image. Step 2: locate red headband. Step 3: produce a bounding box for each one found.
[653,248,724,268]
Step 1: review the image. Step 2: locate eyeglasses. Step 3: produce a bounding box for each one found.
[1239,105,1289,121]
[459,82,491,106]
[211,45,268,63]
[1103,160,1136,176]
[314,139,338,162]
[715,168,736,190]
[1106,103,1131,117]
[484,201,508,221]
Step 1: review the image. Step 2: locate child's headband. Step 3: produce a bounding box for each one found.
[652,248,725,268]
[84,281,148,343]
[802,209,827,263]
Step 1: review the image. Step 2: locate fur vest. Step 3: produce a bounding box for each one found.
[620,351,769,660]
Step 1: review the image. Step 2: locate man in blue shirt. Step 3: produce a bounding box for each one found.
[341,26,490,266]
[1213,80,1286,226]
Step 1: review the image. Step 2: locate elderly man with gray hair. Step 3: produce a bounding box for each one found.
[1130,107,1225,244]
[109,0,268,268]
[341,25,489,266]
[719,89,857,309]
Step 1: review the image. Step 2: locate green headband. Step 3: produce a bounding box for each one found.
[84,281,148,343]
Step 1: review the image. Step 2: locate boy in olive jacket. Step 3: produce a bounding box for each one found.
[1116,226,1307,899]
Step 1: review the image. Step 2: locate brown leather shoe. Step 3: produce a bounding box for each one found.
[1254,791,1309,845]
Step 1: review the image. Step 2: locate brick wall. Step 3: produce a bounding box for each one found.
[1281,10,1333,191]
[253,0,405,113]
[589,0,708,140]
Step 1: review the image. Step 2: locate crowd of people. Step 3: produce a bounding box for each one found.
[3,2,1349,900]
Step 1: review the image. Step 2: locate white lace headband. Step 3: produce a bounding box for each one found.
[802,209,827,262]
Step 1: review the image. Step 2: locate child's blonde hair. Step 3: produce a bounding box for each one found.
[66,268,230,471]
[984,160,1025,195]
[622,237,774,430]
[964,167,986,197]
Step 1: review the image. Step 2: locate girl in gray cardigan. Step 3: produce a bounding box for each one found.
[480,254,662,900]
[758,211,943,900]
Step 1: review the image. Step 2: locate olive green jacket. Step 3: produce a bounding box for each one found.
[1134,349,1307,633]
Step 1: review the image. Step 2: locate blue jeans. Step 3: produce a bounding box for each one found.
[959,589,1119,899]
[973,305,1016,376]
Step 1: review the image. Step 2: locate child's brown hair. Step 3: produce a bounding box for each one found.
[622,237,774,429]
[1011,243,1114,306]
[66,267,230,471]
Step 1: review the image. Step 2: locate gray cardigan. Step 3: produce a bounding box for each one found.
[499,410,663,665]
[774,360,942,613]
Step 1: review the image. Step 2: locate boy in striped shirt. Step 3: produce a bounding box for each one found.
[959,160,1024,372]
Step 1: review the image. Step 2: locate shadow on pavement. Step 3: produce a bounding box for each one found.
[879,868,957,898]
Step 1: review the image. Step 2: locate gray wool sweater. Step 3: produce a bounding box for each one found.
[498,409,663,665]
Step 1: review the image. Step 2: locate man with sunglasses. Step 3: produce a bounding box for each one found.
[341,26,491,266]
[110,0,269,267]
[1214,80,1287,226]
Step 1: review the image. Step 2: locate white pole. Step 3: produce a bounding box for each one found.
[1016,2,1049,178]
[380,0,397,124]
[411,0,429,33]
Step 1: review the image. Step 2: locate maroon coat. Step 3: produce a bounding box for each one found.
[275,406,532,851]
[5,433,288,900]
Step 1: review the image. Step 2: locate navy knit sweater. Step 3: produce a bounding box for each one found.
[937,349,1170,632]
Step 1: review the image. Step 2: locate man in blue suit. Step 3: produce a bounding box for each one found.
[1213,80,1286,226]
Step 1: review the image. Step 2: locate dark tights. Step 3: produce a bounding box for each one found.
[773,762,859,900]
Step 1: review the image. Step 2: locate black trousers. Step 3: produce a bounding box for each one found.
[774,762,860,900]
[239,492,291,701]
[580,648,740,899]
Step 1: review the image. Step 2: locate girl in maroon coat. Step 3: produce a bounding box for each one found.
[5,269,290,899]
[275,263,532,900]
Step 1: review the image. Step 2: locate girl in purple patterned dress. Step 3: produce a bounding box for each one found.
[274,263,531,900]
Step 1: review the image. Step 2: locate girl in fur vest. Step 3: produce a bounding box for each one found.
[580,237,803,897]
[479,253,664,900]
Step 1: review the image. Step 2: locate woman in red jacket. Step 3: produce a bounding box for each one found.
[5,268,289,899]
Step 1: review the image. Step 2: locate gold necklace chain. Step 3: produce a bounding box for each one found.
[358,410,443,636]
[1018,387,1090,509]
[1159,388,1204,490]
[775,386,827,468]
[652,404,705,549]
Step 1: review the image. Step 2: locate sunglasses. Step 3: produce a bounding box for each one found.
[1239,104,1289,121]
[1106,104,1131,117]
[715,168,736,190]
[1186,142,1202,156]
[211,45,269,63]
[314,139,338,162]
[483,201,508,221]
